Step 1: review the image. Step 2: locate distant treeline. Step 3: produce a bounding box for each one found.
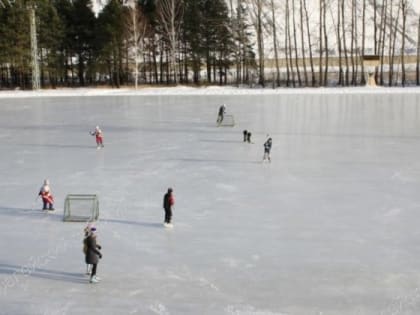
[0,0,420,89]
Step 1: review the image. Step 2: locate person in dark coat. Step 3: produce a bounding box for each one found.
[243,130,248,142]
[163,188,175,227]
[246,131,252,143]
[84,226,102,283]
[263,137,272,162]
[217,104,226,125]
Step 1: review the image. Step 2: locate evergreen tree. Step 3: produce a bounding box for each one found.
[0,1,30,88]
[70,0,96,86]
[37,0,63,87]
[96,0,126,87]
[183,0,205,84]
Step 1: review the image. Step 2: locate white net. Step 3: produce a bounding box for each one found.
[63,194,99,222]
[218,114,235,127]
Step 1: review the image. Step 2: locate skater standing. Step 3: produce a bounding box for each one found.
[38,179,54,210]
[90,126,104,149]
[163,188,175,227]
[263,137,272,162]
[243,130,248,142]
[217,104,226,125]
[83,223,100,275]
[84,226,102,283]
[246,131,252,143]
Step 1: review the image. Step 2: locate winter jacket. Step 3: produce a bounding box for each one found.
[163,193,175,210]
[84,234,101,265]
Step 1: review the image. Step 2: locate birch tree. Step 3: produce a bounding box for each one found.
[155,0,184,83]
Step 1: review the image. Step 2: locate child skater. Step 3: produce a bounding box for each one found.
[90,126,104,149]
[38,179,54,211]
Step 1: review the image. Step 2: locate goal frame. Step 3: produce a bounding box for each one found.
[218,114,235,127]
[63,194,99,222]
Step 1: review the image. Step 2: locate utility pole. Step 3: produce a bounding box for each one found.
[29,5,40,90]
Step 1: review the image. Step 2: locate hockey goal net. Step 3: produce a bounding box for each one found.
[63,194,99,222]
[218,114,235,127]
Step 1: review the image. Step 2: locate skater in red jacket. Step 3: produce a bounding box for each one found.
[38,179,54,210]
[90,126,104,149]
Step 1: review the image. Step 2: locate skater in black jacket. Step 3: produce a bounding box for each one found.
[163,188,175,227]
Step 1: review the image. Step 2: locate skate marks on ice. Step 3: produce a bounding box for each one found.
[390,171,417,183]
[0,206,61,221]
[216,183,238,193]
[174,157,261,165]
[220,255,260,270]
[100,218,163,229]
[225,305,288,315]
[149,302,170,315]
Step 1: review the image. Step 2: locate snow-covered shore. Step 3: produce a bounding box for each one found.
[0,85,420,98]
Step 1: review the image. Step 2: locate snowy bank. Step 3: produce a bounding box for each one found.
[1,85,420,98]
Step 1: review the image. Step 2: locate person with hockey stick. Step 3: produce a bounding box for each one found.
[263,137,272,162]
[38,179,54,211]
[90,126,104,149]
[84,226,102,283]
[163,188,175,227]
[216,104,226,126]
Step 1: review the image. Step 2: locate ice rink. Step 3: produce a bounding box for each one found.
[1,89,420,315]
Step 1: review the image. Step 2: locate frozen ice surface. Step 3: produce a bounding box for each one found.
[1,89,420,315]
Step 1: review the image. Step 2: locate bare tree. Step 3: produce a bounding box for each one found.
[299,0,308,86]
[302,0,316,86]
[319,0,323,85]
[401,0,408,86]
[350,0,356,85]
[270,0,280,86]
[379,0,388,85]
[124,0,149,88]
[360,0,366,85]
[292,0,302,86]
[285,0,291,86]
[249,0,266,86]
[322,0,328,85]
[417,14,420,85]
[155,0,184,84]
[286,0,295,86]
[341,0,350,85]
[337,0,343,85]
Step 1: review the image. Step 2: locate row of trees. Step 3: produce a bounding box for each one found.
[0,0,419,89]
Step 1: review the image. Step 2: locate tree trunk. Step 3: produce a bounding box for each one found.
[323,0,328,86]
[299,0,308,86]
[401,0,407,86]
[342,0,349,85]
[271,0,281,87]
[319,0,323,85]
[256,0,265,87]
[337,0,343,85]
[302,0,315,86]
[379,0,388,85]
[292,0,302,86]
[417,15,420,85]
[360,0,366,85]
